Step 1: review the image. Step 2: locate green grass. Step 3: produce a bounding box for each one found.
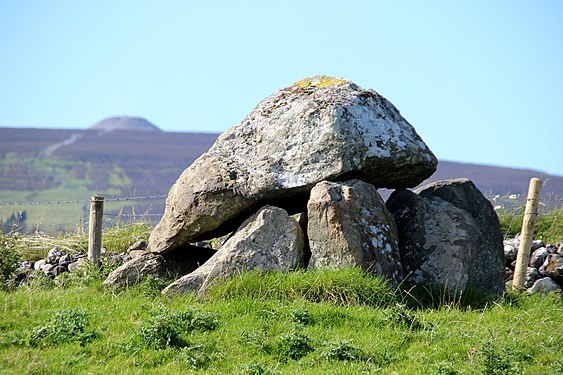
[0,268,562,374]
[0,209,562,373]
[497,208,563,244]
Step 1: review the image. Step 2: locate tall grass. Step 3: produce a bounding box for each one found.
[0,222,151,261]
[496,208,562,244]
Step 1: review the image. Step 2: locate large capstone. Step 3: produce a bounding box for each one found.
[150,76,437,254]
[162,206,304,295]
[307,179,402,285]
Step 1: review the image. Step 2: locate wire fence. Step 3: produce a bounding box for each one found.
[0,194,168,235]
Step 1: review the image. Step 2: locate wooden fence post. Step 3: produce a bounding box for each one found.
[88,196,104,266]
[512,178,542,291]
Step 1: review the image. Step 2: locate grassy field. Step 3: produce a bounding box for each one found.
[0,204,562,374]
[0,268,562,374]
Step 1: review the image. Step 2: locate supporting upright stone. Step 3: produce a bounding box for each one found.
[307,179,403,285]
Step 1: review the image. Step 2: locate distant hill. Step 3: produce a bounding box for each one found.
[0,126,561,233]
[89,116,161,132]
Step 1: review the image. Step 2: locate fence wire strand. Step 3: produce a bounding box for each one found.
[0,194,167,206]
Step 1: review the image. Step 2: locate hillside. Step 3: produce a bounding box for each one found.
[0,126,561,233]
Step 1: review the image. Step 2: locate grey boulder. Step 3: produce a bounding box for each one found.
[149,76,437,254]
[386,189,481,297]
[163,206,304,295]
[527,277,561,293]
[529,247,549,269]
[103,245,216,289]
[307,179,402,284]
[415,178,505,296]
[103,253,166,289]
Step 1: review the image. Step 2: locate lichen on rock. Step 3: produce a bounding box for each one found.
[149,75,437,254]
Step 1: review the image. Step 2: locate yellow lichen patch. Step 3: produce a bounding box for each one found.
[294,76,350,88]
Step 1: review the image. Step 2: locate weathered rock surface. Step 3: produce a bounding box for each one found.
[307,179,402,284]
[149,76,437,254]
[415,178,505,296]
[530,247,549,269]
[526,267,539,288]
[527,277,561,293]
[104,253,167,289]
[386,189,481,296]
[103,244,216,289]
[504,239,518,264]
[540,254,563,283]
[163,206,304,295]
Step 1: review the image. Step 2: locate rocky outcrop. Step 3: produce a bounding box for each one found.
[307,179,402,284]
[415,178,505,296]
[149,76,437,254]
[386,189,480,296]
[163,206,304,295]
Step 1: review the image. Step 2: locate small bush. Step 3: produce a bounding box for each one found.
[240,330,271,354]
[30,308,97,346]
[479,341,519,375]
[387,303,427,331]
[290,307,314,326]
[321,339,366,361]
[174,343,215,370]
[431,362,459,375]
[237,361,277,375]
[0,243,20,288]
[134,307,219,350]
[274,331,314,361]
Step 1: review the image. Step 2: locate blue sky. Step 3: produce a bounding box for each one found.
[1,1,562,175]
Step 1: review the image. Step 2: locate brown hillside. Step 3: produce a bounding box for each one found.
[0,127,561,201]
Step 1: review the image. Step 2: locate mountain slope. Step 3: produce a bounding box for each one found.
[0,126,561,233]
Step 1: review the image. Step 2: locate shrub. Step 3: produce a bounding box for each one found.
[135,307,219,350]
[237,361,277,375]
[321,339,366,361]
[387,303,427,331]
[174,344,215,370]
[290,307,314,326]
[0,242,20,288]
[274,331,314,361]
[29,308,97,346]
[479,341,519,375]
[240,329,271,354]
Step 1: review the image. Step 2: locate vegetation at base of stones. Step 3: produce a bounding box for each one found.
[204,268,395,308]
[0,223,153,290]
[1,268,562,374]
